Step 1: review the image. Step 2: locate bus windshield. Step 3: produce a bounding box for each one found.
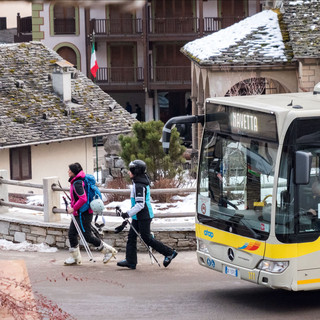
[197,129,278,240]
[276,118,320,243]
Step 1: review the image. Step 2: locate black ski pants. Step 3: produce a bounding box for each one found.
[126,218,174,265]
[68,211,101,248]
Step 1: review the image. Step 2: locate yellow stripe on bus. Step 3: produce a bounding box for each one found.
[196,223,320,259]
[297,278,320,285]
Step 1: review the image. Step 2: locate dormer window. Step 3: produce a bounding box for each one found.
[53,4,76,35]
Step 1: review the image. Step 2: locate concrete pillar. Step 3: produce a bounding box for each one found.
[0,170,8,214]
[154,90,160,120]
[43,176,61,222]
[145,91,154,121]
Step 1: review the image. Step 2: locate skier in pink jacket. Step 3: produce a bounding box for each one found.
[64,162,117,265]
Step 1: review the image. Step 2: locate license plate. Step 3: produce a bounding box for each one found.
[225,266,238,277]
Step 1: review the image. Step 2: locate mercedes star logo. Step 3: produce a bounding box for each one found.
[227,248,235,261]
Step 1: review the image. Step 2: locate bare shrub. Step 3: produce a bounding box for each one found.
[152,178,186,203]
[104,177,129,203]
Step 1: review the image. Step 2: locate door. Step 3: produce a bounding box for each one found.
[110,44,135,82]
[57,47,77,69]
[154,0,194,33]
[155,43,190,82]
[109,4,133,34]
[221,0,246,28]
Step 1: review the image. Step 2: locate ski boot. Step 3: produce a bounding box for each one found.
[64,245,82,266]
[98,241,118,264]
[163,250,178,267]
[117,260,136,270]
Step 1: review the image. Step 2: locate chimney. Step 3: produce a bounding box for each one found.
[51,60,73,102]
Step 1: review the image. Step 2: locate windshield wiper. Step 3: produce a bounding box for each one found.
[229,214,262,239]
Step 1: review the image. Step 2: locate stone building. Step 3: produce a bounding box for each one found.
[182,0,320,149]
[0,41,136,193]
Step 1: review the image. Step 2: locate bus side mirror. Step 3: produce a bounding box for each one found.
[295,151,312,185]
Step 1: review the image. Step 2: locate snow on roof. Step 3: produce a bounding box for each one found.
[182,10,289,66]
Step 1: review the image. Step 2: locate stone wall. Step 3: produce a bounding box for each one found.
[299,59,320,92]
[0,216,197,251]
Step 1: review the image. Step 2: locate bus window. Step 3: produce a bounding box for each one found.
[197,129,277,240]
[276,118,320,243]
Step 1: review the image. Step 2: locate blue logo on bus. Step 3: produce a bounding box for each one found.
[207,258,215,268]
[204,229,214,238]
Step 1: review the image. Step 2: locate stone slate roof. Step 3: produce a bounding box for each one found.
[181,10,293,66]
[0,42,136,149]
[182,0,320,66]
[282,0,320,58]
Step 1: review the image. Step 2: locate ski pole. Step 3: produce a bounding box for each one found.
[58,180,71,201]
[59,181,104,241]
[116,207,161,267]
[63,197,96,263]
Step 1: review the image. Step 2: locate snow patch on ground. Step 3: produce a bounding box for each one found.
[0,239,58,252]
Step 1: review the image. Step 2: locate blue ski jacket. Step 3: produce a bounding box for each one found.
[127,174,154,220]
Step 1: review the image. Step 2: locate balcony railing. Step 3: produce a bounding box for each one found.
[204,16,245,32]
[150,66,191,84]
[14,14,32,43]
[148,17,198,34]
[96,67,144,84]
[90,16,246,37]
[91,18,142,35]
[54,18,76,35]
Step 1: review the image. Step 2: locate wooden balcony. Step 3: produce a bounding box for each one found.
[95,66,191,91]
[95,67,144,90]
[148,17,198,34]
[204,16,245,33]
[90,16,246,41]
[91,18,142,38]
[14,14,32,43]
[149,66,191,90]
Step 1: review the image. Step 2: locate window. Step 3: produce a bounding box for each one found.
[276,119,320,243]
[197,130,277,241]
[53,5,76,34]
[10,146,32,180]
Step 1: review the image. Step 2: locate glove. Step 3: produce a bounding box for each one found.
[114,221,128,234]
[121,211,129,219]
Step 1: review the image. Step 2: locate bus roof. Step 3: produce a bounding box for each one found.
[206,92,320,114]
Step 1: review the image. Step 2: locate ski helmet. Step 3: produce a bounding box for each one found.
[129,160,146,176]
[90,197,105,213]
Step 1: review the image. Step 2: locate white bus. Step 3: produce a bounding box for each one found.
[162,86,320,291]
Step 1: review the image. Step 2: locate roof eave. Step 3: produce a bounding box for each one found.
[0,129,132,150]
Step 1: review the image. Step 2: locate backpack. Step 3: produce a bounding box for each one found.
[79,174,102,213]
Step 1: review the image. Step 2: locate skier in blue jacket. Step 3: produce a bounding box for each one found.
[117,160,178,269]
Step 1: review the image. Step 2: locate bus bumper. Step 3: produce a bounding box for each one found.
[197,250,294,290]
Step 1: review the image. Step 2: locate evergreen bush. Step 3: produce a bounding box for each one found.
[119,120,186,182]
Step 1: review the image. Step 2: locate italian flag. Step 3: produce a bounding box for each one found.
[90,42,98,78]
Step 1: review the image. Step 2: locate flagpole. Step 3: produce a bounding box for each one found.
[90,30,99,181]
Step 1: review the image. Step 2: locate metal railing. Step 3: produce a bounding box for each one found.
[54,18,76,35]
[150,66,191,84]
[91,18,143,35]
[0,171,196,223]
[96,67,144,84]
[148,17,198,34]
[90,16,246,36]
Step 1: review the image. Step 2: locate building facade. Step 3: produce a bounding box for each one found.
[31,0,263,123]
[182,0,320,149]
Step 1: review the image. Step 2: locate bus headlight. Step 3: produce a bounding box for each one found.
[257,260,289,273]
[198,239,209,254]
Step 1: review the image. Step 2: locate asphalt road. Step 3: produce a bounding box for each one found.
[1,249,320,320]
